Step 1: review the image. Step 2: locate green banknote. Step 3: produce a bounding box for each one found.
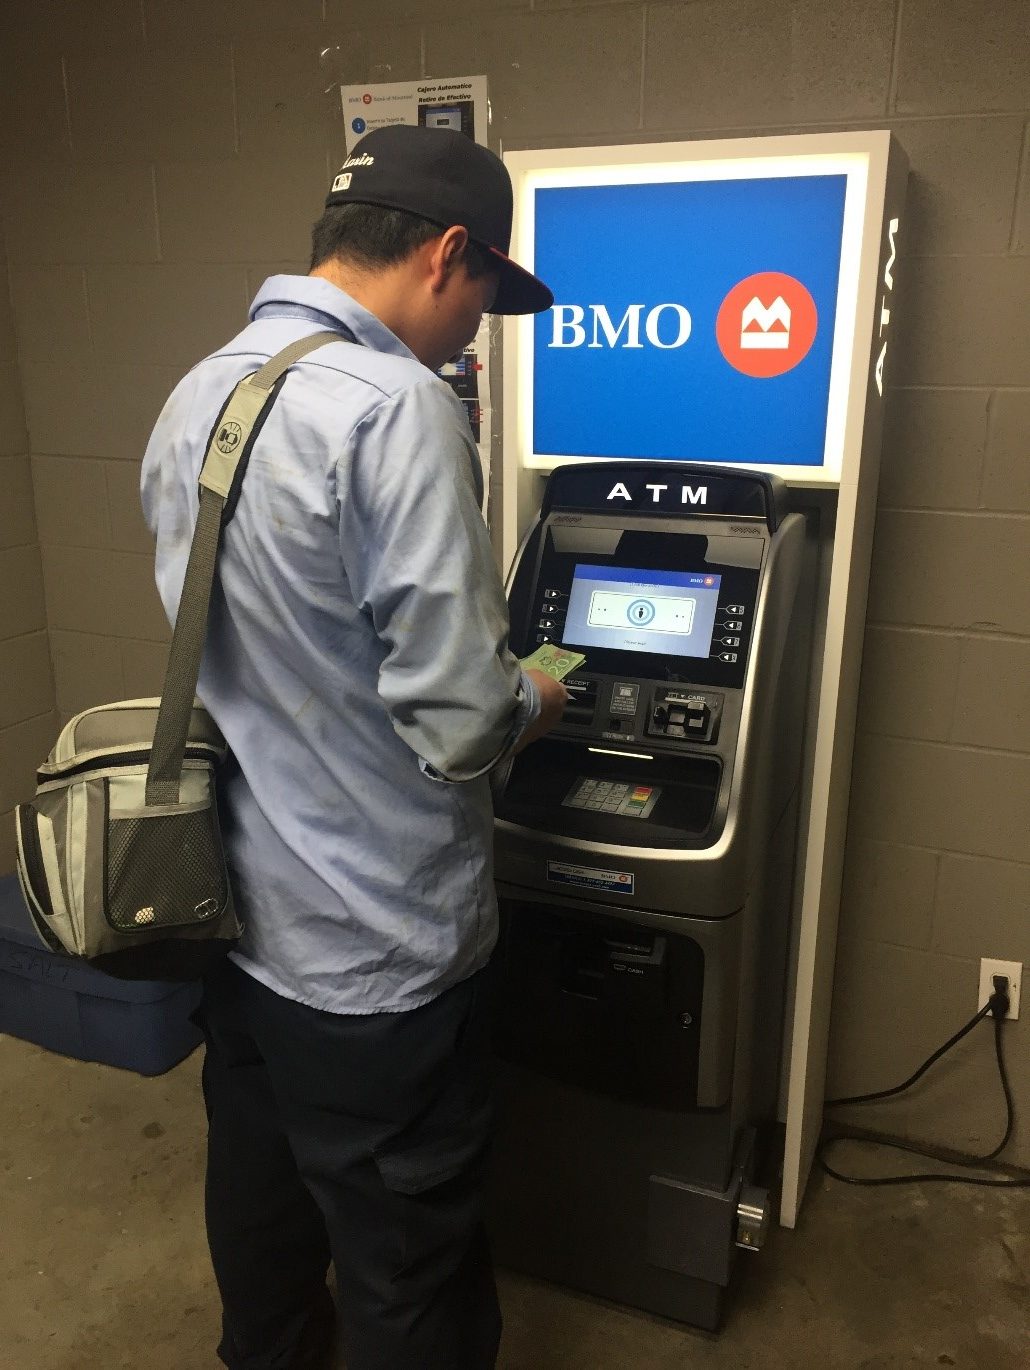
[520,644,586,681]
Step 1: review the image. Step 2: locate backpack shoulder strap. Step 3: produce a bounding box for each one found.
[146,329,348,805]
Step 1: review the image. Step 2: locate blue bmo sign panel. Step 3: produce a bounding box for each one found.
[532,176,848,466]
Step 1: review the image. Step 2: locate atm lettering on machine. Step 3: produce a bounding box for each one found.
[606,482,708,506]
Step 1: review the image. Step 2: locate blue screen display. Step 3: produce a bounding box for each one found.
[532,175,848,466]
[565,564,722,659]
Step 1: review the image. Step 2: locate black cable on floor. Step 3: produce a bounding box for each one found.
[819,986,1030,1189]
[825,1002,991,1108]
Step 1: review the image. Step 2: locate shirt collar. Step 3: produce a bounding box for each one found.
[249,274,417,362]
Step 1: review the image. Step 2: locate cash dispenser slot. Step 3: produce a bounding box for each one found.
[495,899,705,1110]
[500,739,721,849]
[560,929,665,1002]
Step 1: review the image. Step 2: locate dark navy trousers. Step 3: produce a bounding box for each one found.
[195,958,501,1370]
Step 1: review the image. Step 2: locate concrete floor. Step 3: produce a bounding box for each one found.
[1,1034,1027,1370]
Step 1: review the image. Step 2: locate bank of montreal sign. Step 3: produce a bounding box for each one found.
[531,175,849,468]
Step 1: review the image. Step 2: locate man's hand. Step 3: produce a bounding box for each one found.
[516,668,571,752]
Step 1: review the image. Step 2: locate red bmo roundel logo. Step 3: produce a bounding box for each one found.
[716,272,818,378]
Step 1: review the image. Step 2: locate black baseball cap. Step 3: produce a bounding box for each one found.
[325,125,553,316]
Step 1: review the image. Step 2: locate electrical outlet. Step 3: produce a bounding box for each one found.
[978,959,1021,1021]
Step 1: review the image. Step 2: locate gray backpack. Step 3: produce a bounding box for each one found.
[14,331,344,980]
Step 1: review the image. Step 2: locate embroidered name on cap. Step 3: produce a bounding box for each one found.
[331,152,376,192]
[331,151,375,193]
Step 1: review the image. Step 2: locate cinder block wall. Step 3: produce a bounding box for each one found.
[0,0,1027,1166]
[0,234,58,874]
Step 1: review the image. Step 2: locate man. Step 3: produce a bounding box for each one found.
[140,125,568,1370]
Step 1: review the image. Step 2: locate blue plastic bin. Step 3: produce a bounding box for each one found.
[0,874,203,1075]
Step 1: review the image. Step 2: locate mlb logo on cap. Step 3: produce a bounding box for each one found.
[332,172,353,193]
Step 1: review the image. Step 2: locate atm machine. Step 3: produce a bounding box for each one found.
[488,130,907,1329]
[489,461,811,1329]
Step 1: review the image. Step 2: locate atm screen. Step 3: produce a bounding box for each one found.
[566,565,722,659]
[521,523,760,688]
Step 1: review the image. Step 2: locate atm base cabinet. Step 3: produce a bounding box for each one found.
[488,1064,767,1332]
[486,890,784,1331]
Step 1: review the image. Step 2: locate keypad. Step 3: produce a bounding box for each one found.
[563,778,661,818]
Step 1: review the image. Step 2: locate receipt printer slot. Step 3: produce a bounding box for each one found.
[561,676,598,724]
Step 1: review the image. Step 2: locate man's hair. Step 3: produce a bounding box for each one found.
[309,202,494,278]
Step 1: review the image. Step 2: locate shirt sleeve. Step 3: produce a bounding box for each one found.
[336,378,538,782]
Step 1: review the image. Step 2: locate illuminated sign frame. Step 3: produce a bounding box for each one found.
[503,133,896,492]
[499,133,908,1227]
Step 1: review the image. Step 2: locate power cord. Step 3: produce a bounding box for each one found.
[819,976,1030,1188]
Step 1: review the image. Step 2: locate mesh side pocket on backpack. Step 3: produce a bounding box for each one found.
[105,805,228,933]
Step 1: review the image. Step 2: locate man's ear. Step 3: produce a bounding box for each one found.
[427,225,471,294]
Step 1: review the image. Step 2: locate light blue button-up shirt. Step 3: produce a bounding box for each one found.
[141,275,538,1014]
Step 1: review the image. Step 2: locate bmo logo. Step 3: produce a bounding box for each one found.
[549,271,818,379]
[716,272,818,378]
[549,303,692,351]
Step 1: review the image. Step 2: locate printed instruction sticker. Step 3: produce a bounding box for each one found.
[546,861,635,896]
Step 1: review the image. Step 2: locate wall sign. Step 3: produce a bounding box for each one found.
[338,76,494,491]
